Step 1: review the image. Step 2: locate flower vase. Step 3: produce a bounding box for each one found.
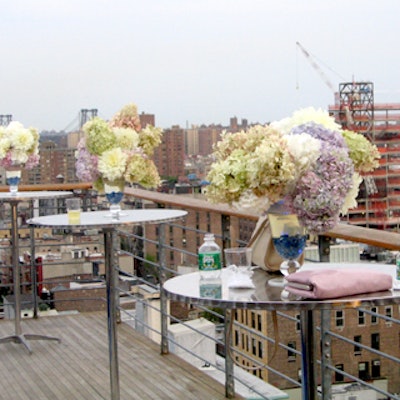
[5,166,22,196]
[267,200,307,287]
[104,181,125,219]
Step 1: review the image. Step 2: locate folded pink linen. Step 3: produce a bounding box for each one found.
[285,268,393,299]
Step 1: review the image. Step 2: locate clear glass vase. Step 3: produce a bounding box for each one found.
[267,200,307,287]
[5,167,22,196]
[104,181,125,219]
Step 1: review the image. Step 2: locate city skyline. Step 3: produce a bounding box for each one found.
[2,1,400,131]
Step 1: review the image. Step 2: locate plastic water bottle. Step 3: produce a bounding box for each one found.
[395,253,400,290]
[198,233,222,280]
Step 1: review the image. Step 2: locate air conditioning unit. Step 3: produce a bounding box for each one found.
[168,318,216,369]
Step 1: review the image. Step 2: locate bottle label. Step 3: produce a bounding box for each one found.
[199,252,221,272]
[200,282,222,299]
[396,258,400,280]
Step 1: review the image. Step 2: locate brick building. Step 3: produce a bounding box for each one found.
[233,306,400,394]
[152,125,185,179]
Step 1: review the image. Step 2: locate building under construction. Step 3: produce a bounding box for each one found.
[329,81,400,231]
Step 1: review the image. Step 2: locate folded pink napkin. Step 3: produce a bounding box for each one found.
[285,268,393,299]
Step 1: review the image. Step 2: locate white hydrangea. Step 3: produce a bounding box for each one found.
[284,133,321,177]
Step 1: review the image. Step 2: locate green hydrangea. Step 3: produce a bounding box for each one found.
[84,117,116,155]
[342,129,380,173]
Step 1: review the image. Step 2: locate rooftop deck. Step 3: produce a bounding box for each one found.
[0,312,238,400]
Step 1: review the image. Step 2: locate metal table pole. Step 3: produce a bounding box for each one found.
[104,227,120,400]
[299,309,317,400]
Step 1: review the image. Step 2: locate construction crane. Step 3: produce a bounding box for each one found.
[296,41,337,93]
[296,41,355,126]
[296,42,377,195]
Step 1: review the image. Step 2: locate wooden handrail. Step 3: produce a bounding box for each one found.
[2,183,397,250]
[126,187,400,251]
[0,182,93,192]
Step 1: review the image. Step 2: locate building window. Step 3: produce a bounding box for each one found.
[354,335,362,355]
[258,341,263,358]
[234,330,239,346]
[335,310,344,328]
[358,362,369,380]
[358,310,365,326]
[251,312,256,329]
[252,338,257,356]
[371,359,381,378]
[295,314,301,331]
[257,314,262,331]
[370,306,378,325]
[385,306,393,326]
[371,333,380,350]
[335,364,344,382]
[288,341,296,362]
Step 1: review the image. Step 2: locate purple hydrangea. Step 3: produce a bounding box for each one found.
[75,139,100,181]
[290,122,347,149]
[287,141,354,234]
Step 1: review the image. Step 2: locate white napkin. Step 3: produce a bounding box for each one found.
[225,265,255,289]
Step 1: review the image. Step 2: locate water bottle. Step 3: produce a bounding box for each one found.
[395,253,400,290]
[198,233,222,280]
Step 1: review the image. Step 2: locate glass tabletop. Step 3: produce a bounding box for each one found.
[163,265,400,311]
[0,191,73,201]
[27,209,187,229]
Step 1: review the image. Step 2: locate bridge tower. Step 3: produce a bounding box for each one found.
[0,115,12,126]
[79,109,98,129]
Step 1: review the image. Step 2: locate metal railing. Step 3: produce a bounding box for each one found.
[1,184,400,399]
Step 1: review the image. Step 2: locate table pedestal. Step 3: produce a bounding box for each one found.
[0,333,60,354]
[104,228,120,399]
[300,310,317,400]
[0,200,60,354]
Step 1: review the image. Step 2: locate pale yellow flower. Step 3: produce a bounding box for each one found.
[125,154,161,188]
[114,127,140,150]
[98,148,128,181]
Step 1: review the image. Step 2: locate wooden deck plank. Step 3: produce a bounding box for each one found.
[0,312,241,400]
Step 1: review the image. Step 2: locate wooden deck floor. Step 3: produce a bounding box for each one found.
[0,312,241,400]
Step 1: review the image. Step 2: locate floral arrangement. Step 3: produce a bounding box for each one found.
[75,103,162,193]
[205,107,380,234]
[0,121,40,169]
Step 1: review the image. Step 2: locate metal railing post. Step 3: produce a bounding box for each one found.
[318,235,330,262]
[224,308,235,398]
[159,223,169,355]
[320,309,332,399]
[221,214,231,266]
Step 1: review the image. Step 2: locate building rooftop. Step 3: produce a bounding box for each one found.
[0,311,240,400]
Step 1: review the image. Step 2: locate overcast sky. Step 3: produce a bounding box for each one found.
[1,0,400,131]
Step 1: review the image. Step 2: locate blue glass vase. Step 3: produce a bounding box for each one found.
[268,200,307,286]
[104,181,125,219]
[5,167,22,196]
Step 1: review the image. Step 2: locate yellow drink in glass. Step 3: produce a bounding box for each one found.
[68,210,81,225]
